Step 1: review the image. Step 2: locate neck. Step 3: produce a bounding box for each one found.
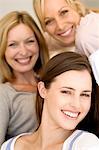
[33,105,73,150]
[12,70,37,84]
[11,70,38,92]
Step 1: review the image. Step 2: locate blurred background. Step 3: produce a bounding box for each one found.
[0,0,99,18]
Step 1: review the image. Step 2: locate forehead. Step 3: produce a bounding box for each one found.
[44,0,69,14]
[51,70,92,90]
[7,23,34,39]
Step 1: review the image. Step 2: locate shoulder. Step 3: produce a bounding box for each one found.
[0,83,15,93]
[0,83,8,90]
[63,130,99,150]
[80,130,99,140]
[1,133,30,150]
[81,12,99,23]
[0,83,16,107]
[74,130,99,149]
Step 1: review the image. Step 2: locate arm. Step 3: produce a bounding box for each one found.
[75,12,99,57]
[75,12,99,85]
[0,85,10,146]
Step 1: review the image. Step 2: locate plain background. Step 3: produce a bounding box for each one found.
[0,0,99,18]
[0,0,40,27]
[0,0,99,29]
[0,0,33,17]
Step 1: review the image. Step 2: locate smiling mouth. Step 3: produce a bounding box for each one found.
[57,26,73,37]
[61,110,80,119]
[15,56,32,65]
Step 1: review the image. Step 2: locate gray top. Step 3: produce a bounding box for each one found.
[0,82,38,146]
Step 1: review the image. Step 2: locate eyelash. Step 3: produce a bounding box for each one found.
[61,90,91,98]
[45,19,54,25]
[8,43,17,47]
[60,10,69,16]
[8,40,34,47]
[81,93,91,98]
[27,40,34,43]
[61,90,71,94]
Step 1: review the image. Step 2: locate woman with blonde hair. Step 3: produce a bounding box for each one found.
[0,10,49,146]
[33,0,90,57]
[33,0,99,86]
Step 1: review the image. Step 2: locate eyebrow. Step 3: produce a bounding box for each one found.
[44,6,68,20]
[58,6,69,13]
[26,35,35,40]
[61,87,92,93]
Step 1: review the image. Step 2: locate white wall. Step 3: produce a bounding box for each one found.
[0,0,99,18]
[81,0,99,8]
[0,0,40,26]
[0,0,37,20]
[0,0,99,19]
[0,0,99,27]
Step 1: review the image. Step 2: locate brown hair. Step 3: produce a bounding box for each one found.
[36,51,98,135]
[0,11,49,83]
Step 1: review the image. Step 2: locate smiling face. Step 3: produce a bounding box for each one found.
[43,0,80,46]
[5,23,39,74]
[39,70,92,130]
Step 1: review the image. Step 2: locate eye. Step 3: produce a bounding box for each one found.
[26,39,35,45]
[45,19,54,26]
[60,9,69,16]
[81,93,91,98]
[28,40,35,43]
[8,43,17,47]
[61,90,71,95]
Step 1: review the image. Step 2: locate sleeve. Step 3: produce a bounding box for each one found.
[75,12,99,57]
[1,133,29,150]
[0,138,13,150]
[0,85,10,146]
[89,50,99,85]
[74,132,99,150]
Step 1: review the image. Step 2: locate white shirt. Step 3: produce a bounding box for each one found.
[1,130,99,150]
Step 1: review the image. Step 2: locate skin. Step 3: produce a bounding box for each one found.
[5,23,39,74]
[39,70,92,130]
[14,69,92,150]
[5,23,39,86]
[43,0,80,46]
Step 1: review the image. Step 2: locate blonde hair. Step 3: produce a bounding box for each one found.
[0,11,49,83]
[33,0,90,31]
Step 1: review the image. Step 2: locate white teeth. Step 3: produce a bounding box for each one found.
[59,28,72,37]
[17,57,30,64]
[62,111,79,118]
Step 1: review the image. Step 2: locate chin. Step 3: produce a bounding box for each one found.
[56,38,75,47]
[61,123,78,131]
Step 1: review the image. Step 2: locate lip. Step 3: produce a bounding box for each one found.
[15,56,31,65]
[57,26,74,37]
[61,109,80,119]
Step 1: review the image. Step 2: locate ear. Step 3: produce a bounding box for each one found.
[38,81,47,99]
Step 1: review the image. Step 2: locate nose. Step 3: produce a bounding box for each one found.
[19,43,27,56]
[70,95,81,109]
[56,18,64,30]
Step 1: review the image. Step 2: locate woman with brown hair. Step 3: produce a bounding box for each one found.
[2,52,99,149]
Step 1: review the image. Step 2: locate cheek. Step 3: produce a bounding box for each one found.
[46,93,57,108]
[83,100,91,113]
[5,48,16,58]
[46,25,55,34]
[69,11,80,24]
[33,43,39,54]
[5,50,10,61]
[73,13,80,25]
